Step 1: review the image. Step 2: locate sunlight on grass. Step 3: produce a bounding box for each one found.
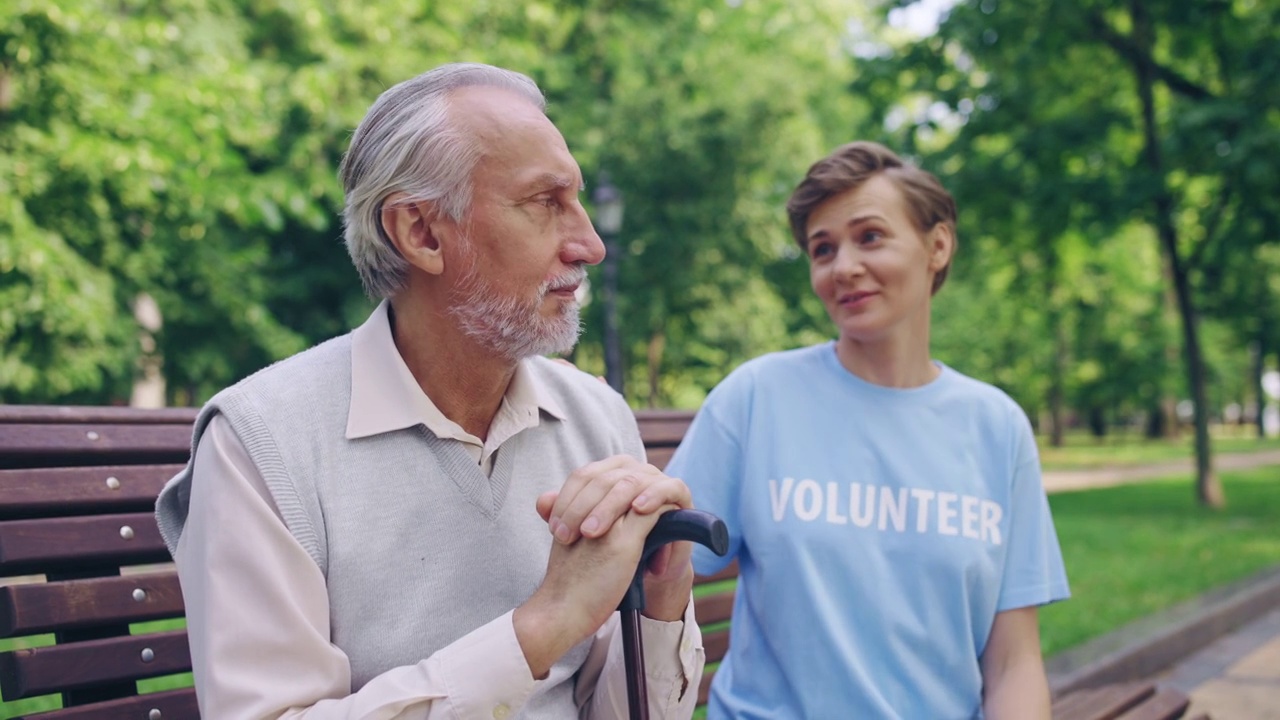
[1040,466,1280,655]
[1036,430,1280,471]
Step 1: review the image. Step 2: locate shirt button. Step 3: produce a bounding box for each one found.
[493,704,510,720]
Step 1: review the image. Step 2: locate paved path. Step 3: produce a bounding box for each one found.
[1043,449,1280,493]
[1160,608,1280,719]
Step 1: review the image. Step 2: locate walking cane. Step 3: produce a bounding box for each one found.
[618,508,729,720]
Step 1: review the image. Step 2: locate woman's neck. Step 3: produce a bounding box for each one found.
[834,324,937,389]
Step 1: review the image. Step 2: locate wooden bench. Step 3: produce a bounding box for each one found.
[0,405,1195,719]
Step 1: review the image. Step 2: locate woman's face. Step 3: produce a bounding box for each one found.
[805,174,952,346]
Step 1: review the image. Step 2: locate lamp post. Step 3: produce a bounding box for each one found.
[593,172,625,395]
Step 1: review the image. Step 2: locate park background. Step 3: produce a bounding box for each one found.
[2,0,1280,716]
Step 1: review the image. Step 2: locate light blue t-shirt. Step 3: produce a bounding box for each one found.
[667,343,1070,719]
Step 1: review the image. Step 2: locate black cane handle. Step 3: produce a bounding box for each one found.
[618,508,729,612]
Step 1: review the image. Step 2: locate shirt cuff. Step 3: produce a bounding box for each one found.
[639,597,703,692]
[433,611,537,718]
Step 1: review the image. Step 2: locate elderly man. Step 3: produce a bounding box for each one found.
[156,63,703,719]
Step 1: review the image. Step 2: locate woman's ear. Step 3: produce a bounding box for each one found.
[927,222,955,272]
[381,193,445,276]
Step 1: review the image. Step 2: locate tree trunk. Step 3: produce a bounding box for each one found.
[130,293,166,409]
[1045,246,1067,448]
[1130,0,1222,507]
[1257,319,1273,441]
[646,330,666,409]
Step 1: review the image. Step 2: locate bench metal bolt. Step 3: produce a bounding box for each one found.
[149,710,162,720]
[141,648,155,662]
[120,525,135,540]
[133,588,147,602]
[106,476,121,490]
[86,431,100,440]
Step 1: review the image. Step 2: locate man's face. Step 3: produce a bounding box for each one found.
[441,87,605,360]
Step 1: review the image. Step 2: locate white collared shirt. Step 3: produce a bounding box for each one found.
[176,301,702,719]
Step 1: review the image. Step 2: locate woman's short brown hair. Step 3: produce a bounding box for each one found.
[786,141,957,294]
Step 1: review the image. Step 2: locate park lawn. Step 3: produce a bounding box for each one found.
[1040,466,1280,655]
[1037,432,1280,471]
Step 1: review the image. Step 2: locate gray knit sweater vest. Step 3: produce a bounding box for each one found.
[155,332,645,717]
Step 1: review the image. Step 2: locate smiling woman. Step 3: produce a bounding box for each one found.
[663,141,1070,720]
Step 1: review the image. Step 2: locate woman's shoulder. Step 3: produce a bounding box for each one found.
[937,364,1030,423]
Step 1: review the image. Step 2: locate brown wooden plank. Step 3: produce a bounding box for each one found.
[0,630,190,700]
[0,424,192,470]
[0,572,183,637]
[1116,686,1192,720]
[1053,682,1154,720]
[694,560,740,586]
[704,628,729,664]
[634,414,695,446]
[698,666,716,705]
[11,687,198,720]
[694,590,735,626]
[0,406,198,426]
[646,446,676,471]
[0,514,171,575]
[0,465,183,520]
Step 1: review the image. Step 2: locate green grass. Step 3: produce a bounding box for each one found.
[1036,430,1280,471]
[1040,466,1280,655]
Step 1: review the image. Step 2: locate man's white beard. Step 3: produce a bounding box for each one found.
[447,244,585,361]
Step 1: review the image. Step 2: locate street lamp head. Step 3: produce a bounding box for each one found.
[592,172,625,235]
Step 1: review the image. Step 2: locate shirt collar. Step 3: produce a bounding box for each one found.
[346,300,567,440]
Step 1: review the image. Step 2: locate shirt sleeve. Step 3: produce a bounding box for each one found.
[574,601,704,719]
[176,414,539,719]
[663,401,744,577]
[995,411,1071,612]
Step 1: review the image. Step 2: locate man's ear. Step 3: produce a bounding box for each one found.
[381,193,446,276]
[927,222,955,272]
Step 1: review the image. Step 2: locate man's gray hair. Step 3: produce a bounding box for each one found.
[339,63,546,299]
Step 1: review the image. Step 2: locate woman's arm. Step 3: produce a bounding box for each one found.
[980,606,1052,719]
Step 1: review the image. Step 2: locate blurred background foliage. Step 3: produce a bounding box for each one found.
[2,1,1278,463]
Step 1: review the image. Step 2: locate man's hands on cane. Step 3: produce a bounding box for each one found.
[512,456,696,678]
[539,455,695,621]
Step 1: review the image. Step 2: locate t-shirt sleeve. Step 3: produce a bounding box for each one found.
[997,411,1071,611]
[664,389,745,577]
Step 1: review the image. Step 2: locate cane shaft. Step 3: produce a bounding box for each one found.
[621,608,650,720]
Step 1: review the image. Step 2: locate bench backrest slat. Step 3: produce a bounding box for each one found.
[634,413,694,447]
[0,424,192,470]
[0,465,183,519]
[692,589,734,627]
[0,572,183,636]
[0,630,190,700]
[0,514,170,574]
[15,687,200,720]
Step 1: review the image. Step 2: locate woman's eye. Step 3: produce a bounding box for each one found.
[810,243,834,258]
[861,231,883,244]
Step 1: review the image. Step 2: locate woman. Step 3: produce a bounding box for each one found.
[666,141,1069,718]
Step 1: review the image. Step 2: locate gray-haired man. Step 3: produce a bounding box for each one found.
[156,63,703,719]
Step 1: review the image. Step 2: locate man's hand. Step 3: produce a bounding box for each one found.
[535,455,695,623]
[514,502,688,678]
[539,455,692,545]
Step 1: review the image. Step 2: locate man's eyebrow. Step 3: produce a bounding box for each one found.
[527,173,577,191]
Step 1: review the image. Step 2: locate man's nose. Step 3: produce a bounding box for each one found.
[563,204,606,266]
